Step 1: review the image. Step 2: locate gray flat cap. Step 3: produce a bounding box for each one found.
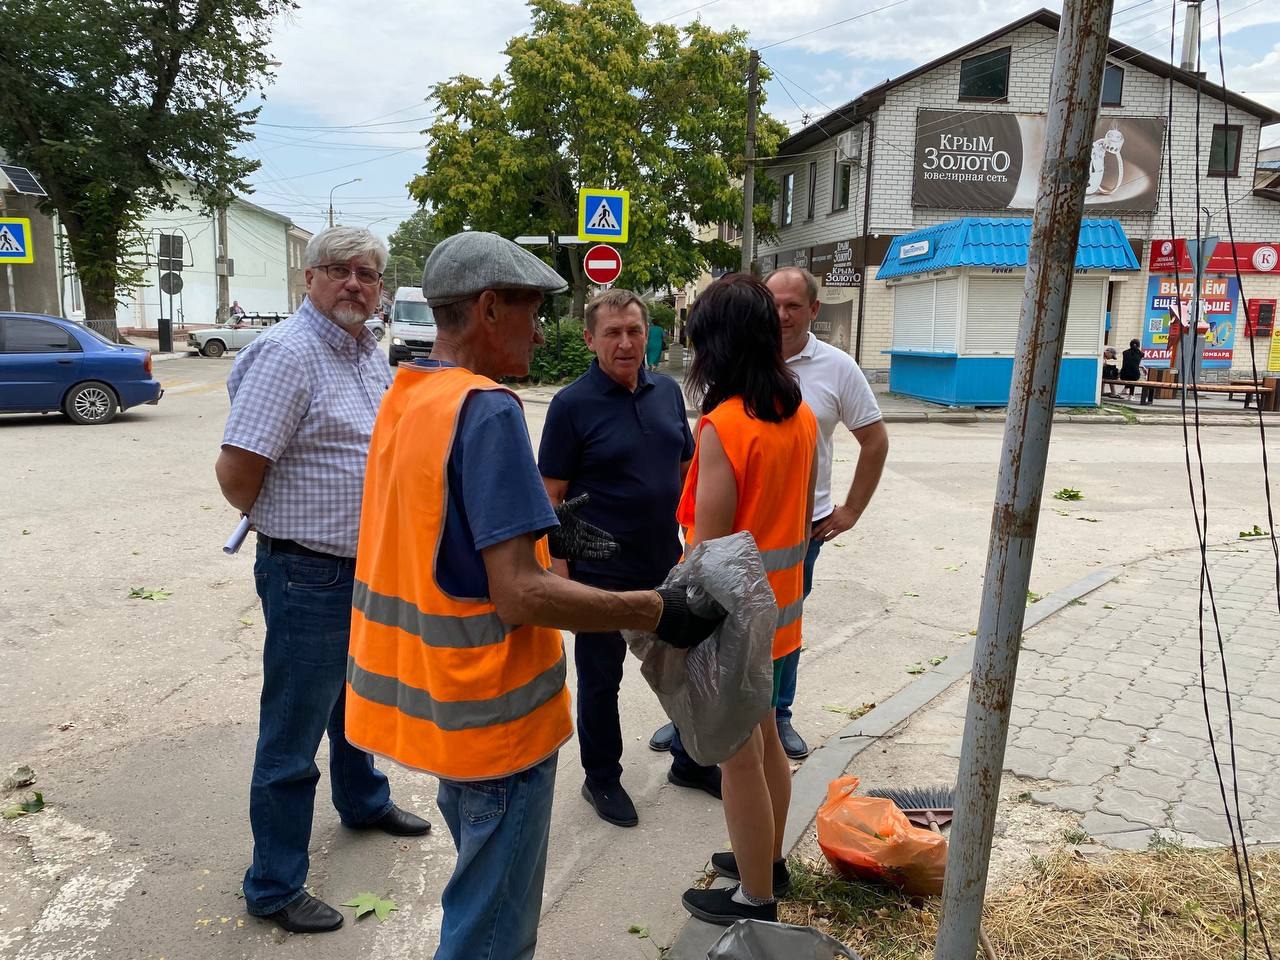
[422,231,568,306]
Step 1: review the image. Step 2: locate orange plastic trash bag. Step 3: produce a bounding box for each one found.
[816,776,948,897]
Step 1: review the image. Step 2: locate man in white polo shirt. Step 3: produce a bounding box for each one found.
[649,266,888,762]
[766,266,888,758]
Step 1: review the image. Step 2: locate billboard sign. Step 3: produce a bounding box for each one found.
[809,240,862,287]
[1148,239,1280,274]
[912,110,1166,211]
[1142,275,1240,369]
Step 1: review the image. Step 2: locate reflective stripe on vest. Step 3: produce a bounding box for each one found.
[760,542,807,573]
[347,652,567,732]
[345,364,572,781]
[353,580,507,649]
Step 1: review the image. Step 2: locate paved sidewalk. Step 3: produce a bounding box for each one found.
[955,540,1280,849]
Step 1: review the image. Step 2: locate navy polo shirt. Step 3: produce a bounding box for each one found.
[538,360,694,588]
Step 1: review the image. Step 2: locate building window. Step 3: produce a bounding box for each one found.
[1101,64,1124,107]
[780,172,794,227]
[806,161,817,220]
[1209,124,1242,177]
[958,47,1010,101]
[832,155,852,211]
[717,221,741,243]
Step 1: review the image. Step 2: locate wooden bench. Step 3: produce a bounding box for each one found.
[1103,378,1276,409]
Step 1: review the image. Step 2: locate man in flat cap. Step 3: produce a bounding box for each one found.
[346,231,723,960]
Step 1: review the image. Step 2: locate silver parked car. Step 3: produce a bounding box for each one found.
[188,319,273,358]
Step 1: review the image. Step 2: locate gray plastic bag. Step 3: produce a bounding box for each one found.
[707,919,862,960]
[624,531,776,766]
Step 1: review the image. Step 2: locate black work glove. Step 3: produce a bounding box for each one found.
[549,494,619,561]
[654,587,724,649]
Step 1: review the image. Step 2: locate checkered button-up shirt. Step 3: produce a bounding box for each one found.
[223,298,391,557]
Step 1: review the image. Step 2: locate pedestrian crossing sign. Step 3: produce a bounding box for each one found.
[0,217,32,263]
[578,188,629,243]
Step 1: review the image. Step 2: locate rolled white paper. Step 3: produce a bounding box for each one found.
[223,516,253,555]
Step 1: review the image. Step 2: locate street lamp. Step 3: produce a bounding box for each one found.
[328,178,362,228]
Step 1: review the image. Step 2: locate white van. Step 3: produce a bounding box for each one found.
[388,286,437,366]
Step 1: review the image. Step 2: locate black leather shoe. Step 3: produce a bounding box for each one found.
[681,886,777,926]
[358,805,432,837]
[649,722,675,752]
[777,719,810,759]
[581,779,639,827]
[667,764,722,800]
[264,892,343,933]
[710,851,791,896]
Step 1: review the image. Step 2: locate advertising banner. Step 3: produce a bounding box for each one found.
[912,110,1166,211]
[1148,239,1280,275]
[1141,275,1240,369]
[810,240,862,287]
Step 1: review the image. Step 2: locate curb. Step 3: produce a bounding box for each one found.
[667,565,1124,960]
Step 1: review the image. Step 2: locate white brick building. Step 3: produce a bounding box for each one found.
[758,8,1280,382]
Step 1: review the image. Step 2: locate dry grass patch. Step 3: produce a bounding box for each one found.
[781,845,1280,959]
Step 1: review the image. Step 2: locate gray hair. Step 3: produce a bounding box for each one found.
[304,226,388,272]
[764,266,819,305]
[584,288,648,333]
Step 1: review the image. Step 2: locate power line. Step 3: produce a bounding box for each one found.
[757,0,917,51]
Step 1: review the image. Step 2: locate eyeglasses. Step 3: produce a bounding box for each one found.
[315,263,383,286]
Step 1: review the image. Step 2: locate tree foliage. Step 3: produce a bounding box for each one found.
[0,0,292,324]
[410,0,788,317]
[384,209,446,290]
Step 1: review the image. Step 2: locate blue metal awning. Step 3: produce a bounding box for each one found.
[875,217,1140,280]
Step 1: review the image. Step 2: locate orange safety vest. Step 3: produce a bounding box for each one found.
[346,364,572,781]
[677,396,817,660]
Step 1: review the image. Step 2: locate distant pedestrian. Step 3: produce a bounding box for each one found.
[345,232,722,960]
[215,226,431,935]
[539,289,720,830]
[230,300,246,318]
[1103,345,1120,397]
[646,319,665,369]
[1121,338,1146,396]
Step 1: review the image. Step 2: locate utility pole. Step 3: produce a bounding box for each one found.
[933,0,1114,956]
[740,49,759,274]
[216,202,230,325]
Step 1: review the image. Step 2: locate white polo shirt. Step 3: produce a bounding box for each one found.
[785,332,883,521]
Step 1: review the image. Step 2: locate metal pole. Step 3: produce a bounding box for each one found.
[934,0,1114,956]
[740,49,759,274]
[217,204,231,326]
[6,265,14,312]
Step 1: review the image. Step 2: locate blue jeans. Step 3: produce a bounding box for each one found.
[774,536,824,724]
[243,541,392,915]
[435,753,558,960]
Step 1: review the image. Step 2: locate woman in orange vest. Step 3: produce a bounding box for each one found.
[676,273,817,926]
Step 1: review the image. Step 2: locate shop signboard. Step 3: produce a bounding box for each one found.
[1148,239,1280,274]
[809,240,862,287]
[1141,274,1240,368]
[912,110,1166,211]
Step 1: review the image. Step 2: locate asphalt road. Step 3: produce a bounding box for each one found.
[2,352,1278,960]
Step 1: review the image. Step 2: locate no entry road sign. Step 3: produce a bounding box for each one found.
[583,244,622,285]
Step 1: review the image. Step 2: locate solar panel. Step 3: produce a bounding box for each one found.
[0,164,47,197]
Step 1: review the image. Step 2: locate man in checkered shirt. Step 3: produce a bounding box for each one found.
[215,226,430,935]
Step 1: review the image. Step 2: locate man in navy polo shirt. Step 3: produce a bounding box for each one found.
[539,289,721,827]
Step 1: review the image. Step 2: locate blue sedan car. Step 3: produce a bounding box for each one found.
[0,312,163,424]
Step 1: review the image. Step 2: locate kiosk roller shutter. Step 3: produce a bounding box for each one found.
[964,277,1024,354]
[932,277,959,351]
[892,281,936,351]
[1063,278,1105,355]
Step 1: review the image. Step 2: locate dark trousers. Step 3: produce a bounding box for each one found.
[573,573,716,785]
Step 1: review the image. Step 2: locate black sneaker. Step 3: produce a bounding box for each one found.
[681,885,777,926]
[581,779,638,827]
[667,764,722,800]
[709,852,791,896]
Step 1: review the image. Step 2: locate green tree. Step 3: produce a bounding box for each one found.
[0,0,292,334]
[410,0,787,318]
[384,209,445,290]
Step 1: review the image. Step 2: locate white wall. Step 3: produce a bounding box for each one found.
[113,183,291,329]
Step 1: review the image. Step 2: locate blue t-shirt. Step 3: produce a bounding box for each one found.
[412,361,558,599]
[538,361,694,588]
